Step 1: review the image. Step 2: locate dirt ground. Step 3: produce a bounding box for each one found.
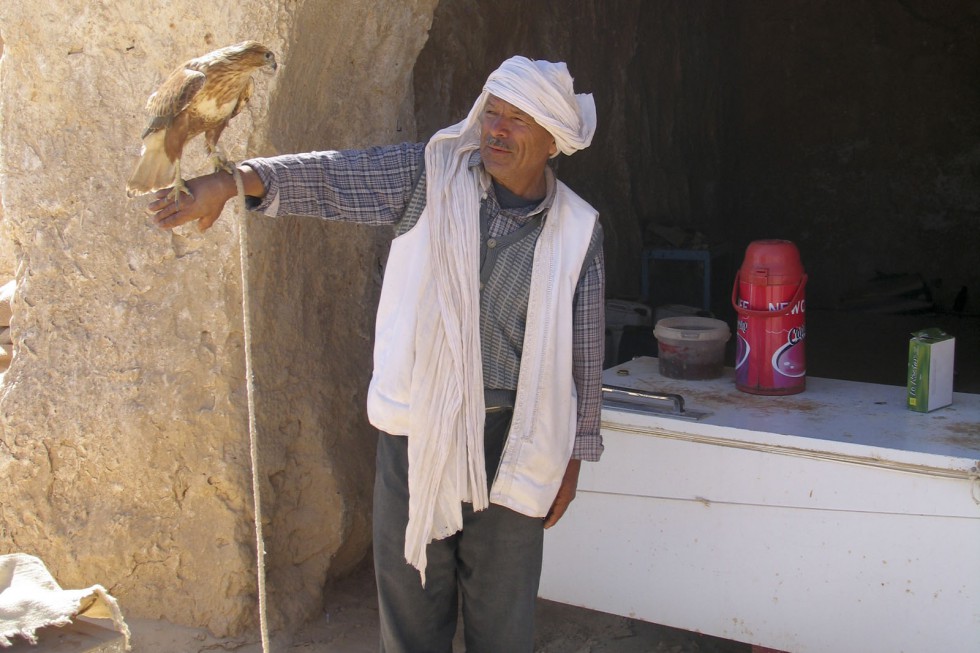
[127,559,751,653]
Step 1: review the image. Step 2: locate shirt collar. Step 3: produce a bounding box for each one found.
[467,150,556,217]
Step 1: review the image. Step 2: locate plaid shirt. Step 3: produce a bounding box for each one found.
[244,142,604,461]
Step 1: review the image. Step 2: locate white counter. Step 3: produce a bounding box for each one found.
[540,357,980,653]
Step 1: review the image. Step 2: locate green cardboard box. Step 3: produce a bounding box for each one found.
[907,328,955,412]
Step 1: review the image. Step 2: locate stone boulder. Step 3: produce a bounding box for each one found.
[0,0,436,639]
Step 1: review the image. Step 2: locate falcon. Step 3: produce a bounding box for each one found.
[127,41,277,203]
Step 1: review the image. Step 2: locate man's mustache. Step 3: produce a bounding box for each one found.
[486,136,511,152]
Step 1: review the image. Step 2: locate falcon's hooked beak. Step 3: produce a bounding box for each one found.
[264,52,278,74]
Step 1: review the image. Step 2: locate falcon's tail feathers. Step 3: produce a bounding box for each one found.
[126,131,176,197]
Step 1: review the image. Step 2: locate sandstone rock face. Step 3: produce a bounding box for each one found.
[0,0,436,639]
[0,36,10,278]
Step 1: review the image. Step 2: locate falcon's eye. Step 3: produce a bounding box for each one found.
[265,52,273,61]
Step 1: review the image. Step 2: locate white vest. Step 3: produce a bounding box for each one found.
[367,179,598,517]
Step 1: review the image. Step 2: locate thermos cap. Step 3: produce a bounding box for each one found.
[740,239,805,285]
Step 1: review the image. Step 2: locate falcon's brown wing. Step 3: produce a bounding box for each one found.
[141,67,206,137]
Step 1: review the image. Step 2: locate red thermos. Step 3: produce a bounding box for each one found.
[731,240,807,395]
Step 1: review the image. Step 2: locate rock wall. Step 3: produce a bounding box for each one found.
[0,0,436,640]
[724,1,980,311]
[417,1,979,314]
[0,35,10,278]
[242,0,438,631]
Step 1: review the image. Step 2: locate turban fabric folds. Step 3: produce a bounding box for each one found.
[483,56,596,156]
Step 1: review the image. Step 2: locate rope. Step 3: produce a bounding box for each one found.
[233,166,271,653]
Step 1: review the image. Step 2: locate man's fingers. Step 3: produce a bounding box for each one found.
[543,503,566,529]
[150,203,192,230]
[146,190,198,230]
[543,488,575,529]
[145,190,172,215]
[543,459,581,529]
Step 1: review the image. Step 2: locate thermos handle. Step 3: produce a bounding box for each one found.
[731,272,808,318]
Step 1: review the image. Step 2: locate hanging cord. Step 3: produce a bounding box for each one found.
[232,166,272,653]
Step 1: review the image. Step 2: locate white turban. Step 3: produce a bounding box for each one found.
[404,57,595,584]
[483,56,597,156]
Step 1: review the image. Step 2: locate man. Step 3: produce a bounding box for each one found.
[148,55,605,653]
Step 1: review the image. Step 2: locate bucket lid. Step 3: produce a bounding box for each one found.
[654,316,731,342]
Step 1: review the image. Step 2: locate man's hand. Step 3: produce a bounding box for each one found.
[147,166,264,232]
[543,458,581,529]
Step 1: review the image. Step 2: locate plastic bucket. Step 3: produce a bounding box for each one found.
[654,316,731,380]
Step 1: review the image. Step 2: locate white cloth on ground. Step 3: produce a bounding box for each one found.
[0,553,131,649]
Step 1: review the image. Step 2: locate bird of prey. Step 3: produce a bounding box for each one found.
[127,40,277,203]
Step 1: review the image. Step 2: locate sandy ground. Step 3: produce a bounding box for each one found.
[126,560,751,653]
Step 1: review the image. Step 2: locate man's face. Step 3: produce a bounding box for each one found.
[479,95,557,199]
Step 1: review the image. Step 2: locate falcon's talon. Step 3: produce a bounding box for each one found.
[167,180,194,208]
[211,155,237,176]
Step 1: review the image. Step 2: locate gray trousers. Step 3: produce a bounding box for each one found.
[373,411,544,653]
